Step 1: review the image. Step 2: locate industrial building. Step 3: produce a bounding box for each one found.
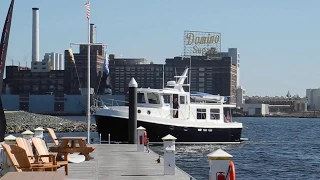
[235,86,307,116]
[306,88,320,110]
[108,55,237,102]
[219,48,240,86]
[165,56,237,101]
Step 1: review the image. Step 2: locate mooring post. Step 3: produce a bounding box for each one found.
[34,127,44,140]
[4,135,16,145]
[128,78,138,144]
[137,126,146,152]
[162,134,177,175]
[21,130,34,141]
[207,149,233,180]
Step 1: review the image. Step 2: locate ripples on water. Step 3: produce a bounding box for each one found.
[11,116,320,180]
[151,117,320,180]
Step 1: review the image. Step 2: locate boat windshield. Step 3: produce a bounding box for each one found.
[147,93,160,104]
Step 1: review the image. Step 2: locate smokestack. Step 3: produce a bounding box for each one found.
[90,23,94,43]
[32,8,39,62]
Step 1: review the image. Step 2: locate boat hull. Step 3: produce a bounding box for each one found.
[94,115,242,143]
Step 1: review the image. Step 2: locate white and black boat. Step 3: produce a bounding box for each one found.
[93,68,243,144]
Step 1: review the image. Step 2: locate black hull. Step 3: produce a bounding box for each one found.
[95,115,242,143]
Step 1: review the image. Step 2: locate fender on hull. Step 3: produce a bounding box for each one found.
[95,115,242,143]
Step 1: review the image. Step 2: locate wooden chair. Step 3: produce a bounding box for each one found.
[32,137,69,175]
[1,143,59,172]
[47,128,60,146]
[10,145,59,172]
[16,137,56,164]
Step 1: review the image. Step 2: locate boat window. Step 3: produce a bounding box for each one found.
[147,93,160,104]
[180,96,185,104]
[210,109,220,120]
[163,94,171,104]
[137,93,145,103]
[197,109,206,119]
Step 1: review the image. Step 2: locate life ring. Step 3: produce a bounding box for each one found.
[144,131,148,146]
[228,161,236,180]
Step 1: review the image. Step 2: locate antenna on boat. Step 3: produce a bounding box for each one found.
[162,64,165,89]
[174,67,178,83]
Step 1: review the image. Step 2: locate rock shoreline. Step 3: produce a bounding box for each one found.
[4,111,97,134]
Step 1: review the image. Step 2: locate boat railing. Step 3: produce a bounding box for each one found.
[93,97,128,108]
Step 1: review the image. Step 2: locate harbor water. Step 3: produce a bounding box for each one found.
[15,116,320,180]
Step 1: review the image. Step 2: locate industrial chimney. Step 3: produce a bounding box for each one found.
[32,8,39,62]
[90,23,95,43]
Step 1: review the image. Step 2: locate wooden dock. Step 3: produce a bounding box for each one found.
[63,144,193,180]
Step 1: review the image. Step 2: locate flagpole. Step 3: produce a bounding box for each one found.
[86,0,91,144]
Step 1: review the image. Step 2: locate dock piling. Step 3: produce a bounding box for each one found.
[4,135,16,145]
[34,127,44,139]
[207,149,233,180]
[136,126,146,152]
[162,134,177,175]
[128,78,138,144]
[21,130,34,140]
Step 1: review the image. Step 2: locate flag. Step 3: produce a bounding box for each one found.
[68,48,75,64]
[103,52,109,75]
[84,2,90,20]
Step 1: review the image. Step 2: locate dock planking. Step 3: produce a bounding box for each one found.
[62,144,193,180]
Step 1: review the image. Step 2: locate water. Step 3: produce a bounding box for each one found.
[157,117,320,180]
[12,116,320,180]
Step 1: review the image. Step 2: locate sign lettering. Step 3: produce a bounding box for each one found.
[183,31,221,56]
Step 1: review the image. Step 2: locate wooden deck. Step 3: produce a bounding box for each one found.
[62,144,193,180]
[1,172,65,180]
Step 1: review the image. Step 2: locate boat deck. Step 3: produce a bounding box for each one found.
[62,144,193,180]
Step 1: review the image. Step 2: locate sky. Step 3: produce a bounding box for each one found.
[1,0,320,97]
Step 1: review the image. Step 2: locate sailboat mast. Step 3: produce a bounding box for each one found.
[0,0,15,141]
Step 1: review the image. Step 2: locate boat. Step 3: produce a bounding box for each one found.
[92,68,243,144]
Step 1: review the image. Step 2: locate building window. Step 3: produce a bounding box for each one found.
[210,109,220,120]
[137,93,145,103]
[197,109,206,119]
[147,93,160,104]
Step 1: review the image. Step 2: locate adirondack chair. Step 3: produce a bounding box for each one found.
[32,137,69,175]
[16,137,56,165]
[47,128,61,146]
[1,143,59,172]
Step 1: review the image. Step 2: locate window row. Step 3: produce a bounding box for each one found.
[196,108,220,120]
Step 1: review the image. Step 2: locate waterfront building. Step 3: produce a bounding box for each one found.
[219,48,240,86]
[108,55,237,103]
[64,44,105,95]
[5,66,64,95]
[306,88,320,110]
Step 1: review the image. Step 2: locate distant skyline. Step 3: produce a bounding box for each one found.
[1,0,320,97]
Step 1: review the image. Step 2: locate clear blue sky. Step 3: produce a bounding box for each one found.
[1,0,319,97]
